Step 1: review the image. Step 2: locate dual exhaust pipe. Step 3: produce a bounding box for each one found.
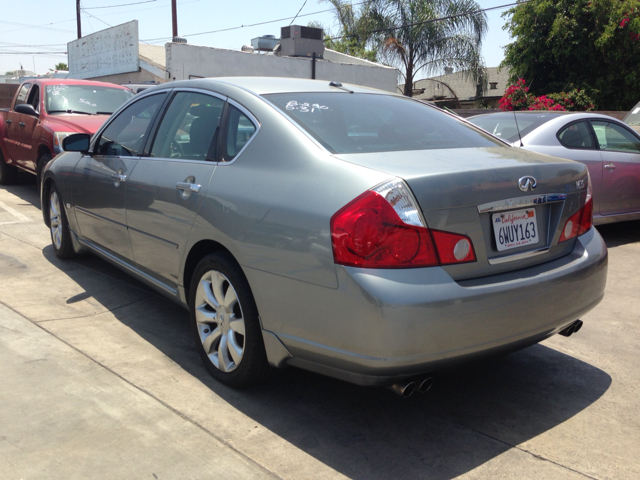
[559,319,583,337]
[386,376,433,398]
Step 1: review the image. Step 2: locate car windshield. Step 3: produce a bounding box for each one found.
[45,85,134,115]
[469,113,562,143]
[264,92,503,154]
[623,102,640,126]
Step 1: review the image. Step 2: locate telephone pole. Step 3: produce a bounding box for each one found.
[76,0,82,38]
[172,0,178,40]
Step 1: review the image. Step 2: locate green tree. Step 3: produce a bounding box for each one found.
[369,0,488,97]
[53,62,68,71]
[318,1,378,62]
[501,0,640,111]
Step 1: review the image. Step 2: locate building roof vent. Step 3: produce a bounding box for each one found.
[251,35,279,52]
[241,45,255,53]
[172,36,187,44]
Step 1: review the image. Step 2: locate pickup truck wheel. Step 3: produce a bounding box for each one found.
[37,153,52,193]
[0,151,18,185]
[48,184,75,259]
[189,252,271,388]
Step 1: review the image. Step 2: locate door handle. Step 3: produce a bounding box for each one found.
[6,119,11,124]
[176,182,201,193]
[18,122,25,127]
[110,173,127,182]
[604,163,616,171]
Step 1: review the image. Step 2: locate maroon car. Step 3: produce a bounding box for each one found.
[0,78,133,187]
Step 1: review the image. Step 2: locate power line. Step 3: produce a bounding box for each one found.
[328,1,531,41]
[290,0,309,26]
[82,0,158,9]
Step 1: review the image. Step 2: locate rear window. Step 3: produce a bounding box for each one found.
[470,113,561,143]
[264,92,503,154]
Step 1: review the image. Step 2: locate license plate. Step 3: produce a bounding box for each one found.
[492,208,539,252]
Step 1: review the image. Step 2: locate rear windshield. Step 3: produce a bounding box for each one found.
[469,113,561,143]
[623,102,640,126]
[264,92,503,154]
[46,85,134,115]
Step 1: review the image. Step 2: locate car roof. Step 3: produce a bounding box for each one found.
[161,77,391,96]
[34,78,132,89]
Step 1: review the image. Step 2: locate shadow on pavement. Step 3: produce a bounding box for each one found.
[596,219,640,248]
[42,244,613,479]
[2,175,40,209]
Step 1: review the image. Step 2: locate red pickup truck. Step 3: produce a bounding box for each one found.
[0,79,134,187]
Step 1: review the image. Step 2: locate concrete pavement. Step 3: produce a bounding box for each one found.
[1,179,639,479]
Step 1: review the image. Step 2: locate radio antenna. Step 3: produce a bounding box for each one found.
[513,109,524,147]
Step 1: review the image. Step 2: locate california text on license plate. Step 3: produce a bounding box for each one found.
[492,208,539,252]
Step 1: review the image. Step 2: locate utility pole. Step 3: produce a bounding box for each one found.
[172,0,178,39]
[76,0,82,38]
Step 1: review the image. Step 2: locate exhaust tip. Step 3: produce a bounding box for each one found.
[559,320,583,337]
[417,377,434,394]
[386,381,416,398]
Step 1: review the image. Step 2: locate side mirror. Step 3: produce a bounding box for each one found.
[63,133,91,153]
[14,103,39,117]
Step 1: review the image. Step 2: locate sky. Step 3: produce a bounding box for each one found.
[0,0,514,76]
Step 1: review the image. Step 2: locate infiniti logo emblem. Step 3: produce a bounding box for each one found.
[518,176,537,192]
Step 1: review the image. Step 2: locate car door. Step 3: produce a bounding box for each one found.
[73,92,167,262]
[590,120,640,215]
[555,120,604,214]
[13,84,41,170]
[125,90,225,289]
[4,82,31,166]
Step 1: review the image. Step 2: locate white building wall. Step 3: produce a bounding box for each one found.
[166,43,398,92]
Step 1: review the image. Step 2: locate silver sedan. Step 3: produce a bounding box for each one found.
[41,78,607,396]
[469,111,640,225]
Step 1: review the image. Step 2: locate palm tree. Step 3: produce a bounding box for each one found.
[320,0,378,61]
[369,0,488,96]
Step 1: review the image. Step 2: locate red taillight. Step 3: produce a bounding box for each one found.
[431,230,477,265]
[559,174,593,243]
[559,198,593,243]
[331,190,439,268]
[330,179,477,268]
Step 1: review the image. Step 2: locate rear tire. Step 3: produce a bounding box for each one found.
[48,184,75,259]
[189,252,271,388]
[0,150,18,185]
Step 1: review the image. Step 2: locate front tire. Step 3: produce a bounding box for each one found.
[49,184,75,259]
[37,153,52,193]
[189,252,270,388]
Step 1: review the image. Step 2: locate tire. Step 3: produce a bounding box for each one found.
[37,153,52,193]
[0,150,18,185]
[189,252,271,388]
[48,184,75,259]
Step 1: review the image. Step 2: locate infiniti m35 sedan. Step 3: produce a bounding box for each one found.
[41,78,607,395]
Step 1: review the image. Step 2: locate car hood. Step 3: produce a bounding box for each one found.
[332,147,586,210]
[44,114,110,134]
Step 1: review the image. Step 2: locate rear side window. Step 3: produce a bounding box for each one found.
[558,121,595,149]
[223,104,257,161]
[591,121,640,153]
[151,91,224,161]
[265,92,503,154]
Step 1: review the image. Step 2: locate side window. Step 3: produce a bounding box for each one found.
[27,85,40,113]
[557,121,594,149]
[591,121,640,153]
[14,83,31,106]
[223,104,257,162]
[96,93,166,157]
[150,91,224,161]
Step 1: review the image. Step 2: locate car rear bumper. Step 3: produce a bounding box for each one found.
[251,227,608,386]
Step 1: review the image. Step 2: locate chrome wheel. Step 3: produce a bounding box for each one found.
[195,270,246,372]
[50,190,63,250]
